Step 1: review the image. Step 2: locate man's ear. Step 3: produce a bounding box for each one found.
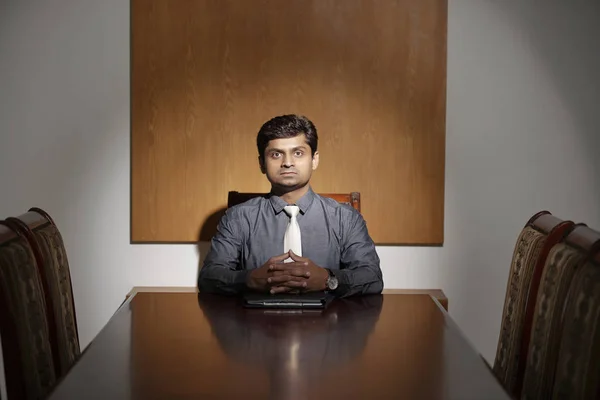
[258,156,266,174]
[312,151,320,170]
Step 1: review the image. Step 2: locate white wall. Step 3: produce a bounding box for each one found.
[0,0,599,364]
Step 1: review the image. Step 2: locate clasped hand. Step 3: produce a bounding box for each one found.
[246,251,329,294]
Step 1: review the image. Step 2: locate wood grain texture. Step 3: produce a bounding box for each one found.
[131,0,447,244]
[125,285,449,310]
[47,293,510,399]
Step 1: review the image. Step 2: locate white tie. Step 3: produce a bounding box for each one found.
[283,205,302,262]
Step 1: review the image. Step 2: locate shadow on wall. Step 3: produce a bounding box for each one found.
[494,1,600,211]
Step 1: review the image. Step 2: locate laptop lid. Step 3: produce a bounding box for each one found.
[243,291,333,309]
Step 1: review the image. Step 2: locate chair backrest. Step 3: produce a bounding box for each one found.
[0,221,57,399]
[493,211,574,397]
[552,249,600,399]
[227,191,361,213]
[521,224,600,400]
[6,208,80,377]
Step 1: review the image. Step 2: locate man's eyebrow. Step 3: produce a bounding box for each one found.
[266,145,309,153]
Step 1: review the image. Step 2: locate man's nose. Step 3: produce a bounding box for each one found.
[282,154,294,167]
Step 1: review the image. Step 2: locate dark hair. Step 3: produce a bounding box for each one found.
[256,114,318,159]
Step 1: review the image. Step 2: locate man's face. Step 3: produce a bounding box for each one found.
[260,134,319,191]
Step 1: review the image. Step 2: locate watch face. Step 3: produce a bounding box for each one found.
[327,276,339,291]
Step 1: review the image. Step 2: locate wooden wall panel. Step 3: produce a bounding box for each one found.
[131,0,447,244]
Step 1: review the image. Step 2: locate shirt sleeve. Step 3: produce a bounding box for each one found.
[334,210,384,297]
[197,208,249,295]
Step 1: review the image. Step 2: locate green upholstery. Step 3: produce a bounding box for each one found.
[493,226,547,394]
[0,231,57,399]
[551,260,600,399]
[31,219,80,376]
[521,242,587,400]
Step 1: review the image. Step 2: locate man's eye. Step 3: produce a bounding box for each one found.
[294,151,303,157]
[271,152,281,158]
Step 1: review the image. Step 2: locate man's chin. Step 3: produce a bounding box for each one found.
[270,181,308,193]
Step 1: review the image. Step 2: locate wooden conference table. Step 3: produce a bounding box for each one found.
[47,289,510,399]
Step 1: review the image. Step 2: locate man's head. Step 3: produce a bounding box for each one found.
[256,115,319,192]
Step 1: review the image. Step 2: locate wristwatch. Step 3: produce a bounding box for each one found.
[325,268,339,291]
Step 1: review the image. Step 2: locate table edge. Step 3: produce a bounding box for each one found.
[125,286,448,310]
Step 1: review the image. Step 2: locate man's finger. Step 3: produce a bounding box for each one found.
[272,269,309,278]
[288,250,306,262]
[270,285,292,294]
[270,261,307,272]
[270,252,291,263]
[281,280,308,289]
[267,275,293,284]
[288,268,310,278]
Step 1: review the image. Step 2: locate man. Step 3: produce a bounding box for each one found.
[198,114,383,297]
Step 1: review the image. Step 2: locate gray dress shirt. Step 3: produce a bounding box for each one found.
[198,187,383,297]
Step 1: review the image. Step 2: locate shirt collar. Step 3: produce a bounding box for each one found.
[269,186,316,215]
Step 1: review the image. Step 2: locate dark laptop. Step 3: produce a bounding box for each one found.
[242,291,334,309]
